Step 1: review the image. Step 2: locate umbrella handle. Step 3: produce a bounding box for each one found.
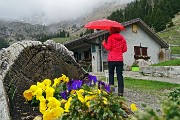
[104,33,110,43]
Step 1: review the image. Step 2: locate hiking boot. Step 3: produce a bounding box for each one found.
[118,93,123,97]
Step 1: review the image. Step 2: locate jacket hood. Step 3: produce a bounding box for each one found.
[110,33,123,41]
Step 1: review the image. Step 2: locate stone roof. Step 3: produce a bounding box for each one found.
[64,18,169,48]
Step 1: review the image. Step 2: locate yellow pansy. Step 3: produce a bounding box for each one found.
[52,78,60,87]
[47,97,60,110]
[70,90,76,94]
[61,74,66,82]
[88,92,93,94]
[86,101,90,108]
[98,89,101,94]
[37,82,46,91]
[60,99,67,104]
[35,88,43,100]
[23,89,33,101]
[45,87,55,99]
[78,96,85,103]
[130,103,138,112]
[103,97,108,105]
[39,96,47,114]
[52,107,64,118]
[85,95,96,102]
[76,89,84,97]
[64,97,72,112]
[43,79,51,88]
[30,85,38,96]
[64,77,69,83]
[43,107,64,120]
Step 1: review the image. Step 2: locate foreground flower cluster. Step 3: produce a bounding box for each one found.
[23,74,129,120]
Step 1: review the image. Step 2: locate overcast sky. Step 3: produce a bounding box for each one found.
[0,0,133,25]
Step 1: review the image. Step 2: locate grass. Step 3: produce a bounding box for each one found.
[52,37,72,43]
[151,59,180,66]
[52,35,78,43]
[124,77,180,92]
[100,77,180,92]
[170,46,180,54]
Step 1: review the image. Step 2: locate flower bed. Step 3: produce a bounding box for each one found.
[23,74,180,120]
[23,74,134,120]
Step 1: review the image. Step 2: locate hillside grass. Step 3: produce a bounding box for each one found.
[170,46,180,54]
[52,37,72,43]
[157,25,180,45]
[151,59,180,66]
[52,35,79,43]
[157,14,180,45]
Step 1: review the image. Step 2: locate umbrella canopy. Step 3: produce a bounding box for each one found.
[84,19,125,31]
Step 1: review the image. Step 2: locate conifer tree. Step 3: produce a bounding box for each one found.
[0,38,9,49]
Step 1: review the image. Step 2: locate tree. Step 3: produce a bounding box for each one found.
[150,8,171,32]
[0,38,9,50]
[107,0,177,32]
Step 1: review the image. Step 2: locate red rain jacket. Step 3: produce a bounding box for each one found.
[102,33,127,61]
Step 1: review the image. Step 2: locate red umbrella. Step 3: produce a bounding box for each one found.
[84,19,125,31]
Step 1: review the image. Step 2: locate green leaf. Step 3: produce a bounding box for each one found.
[108,110,114,118]
[31,96,40,107]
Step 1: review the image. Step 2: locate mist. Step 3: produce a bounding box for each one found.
[0,0,134,25]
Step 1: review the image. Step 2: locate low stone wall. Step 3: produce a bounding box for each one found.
[140,66,180,78]
[171,54,180,59]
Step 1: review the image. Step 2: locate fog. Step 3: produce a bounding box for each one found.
[0,0,134,25]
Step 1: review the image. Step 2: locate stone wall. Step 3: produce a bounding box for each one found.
[0,40,86,120]
[140,66,180,78]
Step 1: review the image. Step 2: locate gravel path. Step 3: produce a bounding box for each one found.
[123,88,163,111]
[92,71,179,111]
[123,71,178,111]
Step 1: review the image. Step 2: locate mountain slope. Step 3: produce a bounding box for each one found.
[157,13,180,45]
[0,1,128,45]
[0,21,48,44]
[49,1,127,38]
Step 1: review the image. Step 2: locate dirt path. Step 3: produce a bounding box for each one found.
[123,88,168,111]
[91,71,178,111]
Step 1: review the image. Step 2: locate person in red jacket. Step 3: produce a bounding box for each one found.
[102,27,127,96]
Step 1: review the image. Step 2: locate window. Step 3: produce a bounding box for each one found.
[132,24,138,33]
[84,50,91,61]
[74,52,78,61]
[134,46,150,60]
[91,44,96,53]
[78,53,81,60]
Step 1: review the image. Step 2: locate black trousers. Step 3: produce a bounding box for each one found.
[108,61,124,94]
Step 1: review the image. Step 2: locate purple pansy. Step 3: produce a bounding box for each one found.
[104,84,111,93]
[67,80,83,91]
[98,81,111,93]
[60,91,68,100]
[88,74,97,84]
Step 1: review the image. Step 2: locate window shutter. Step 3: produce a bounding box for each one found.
[134,46,140,55]
[142,47,148,56]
